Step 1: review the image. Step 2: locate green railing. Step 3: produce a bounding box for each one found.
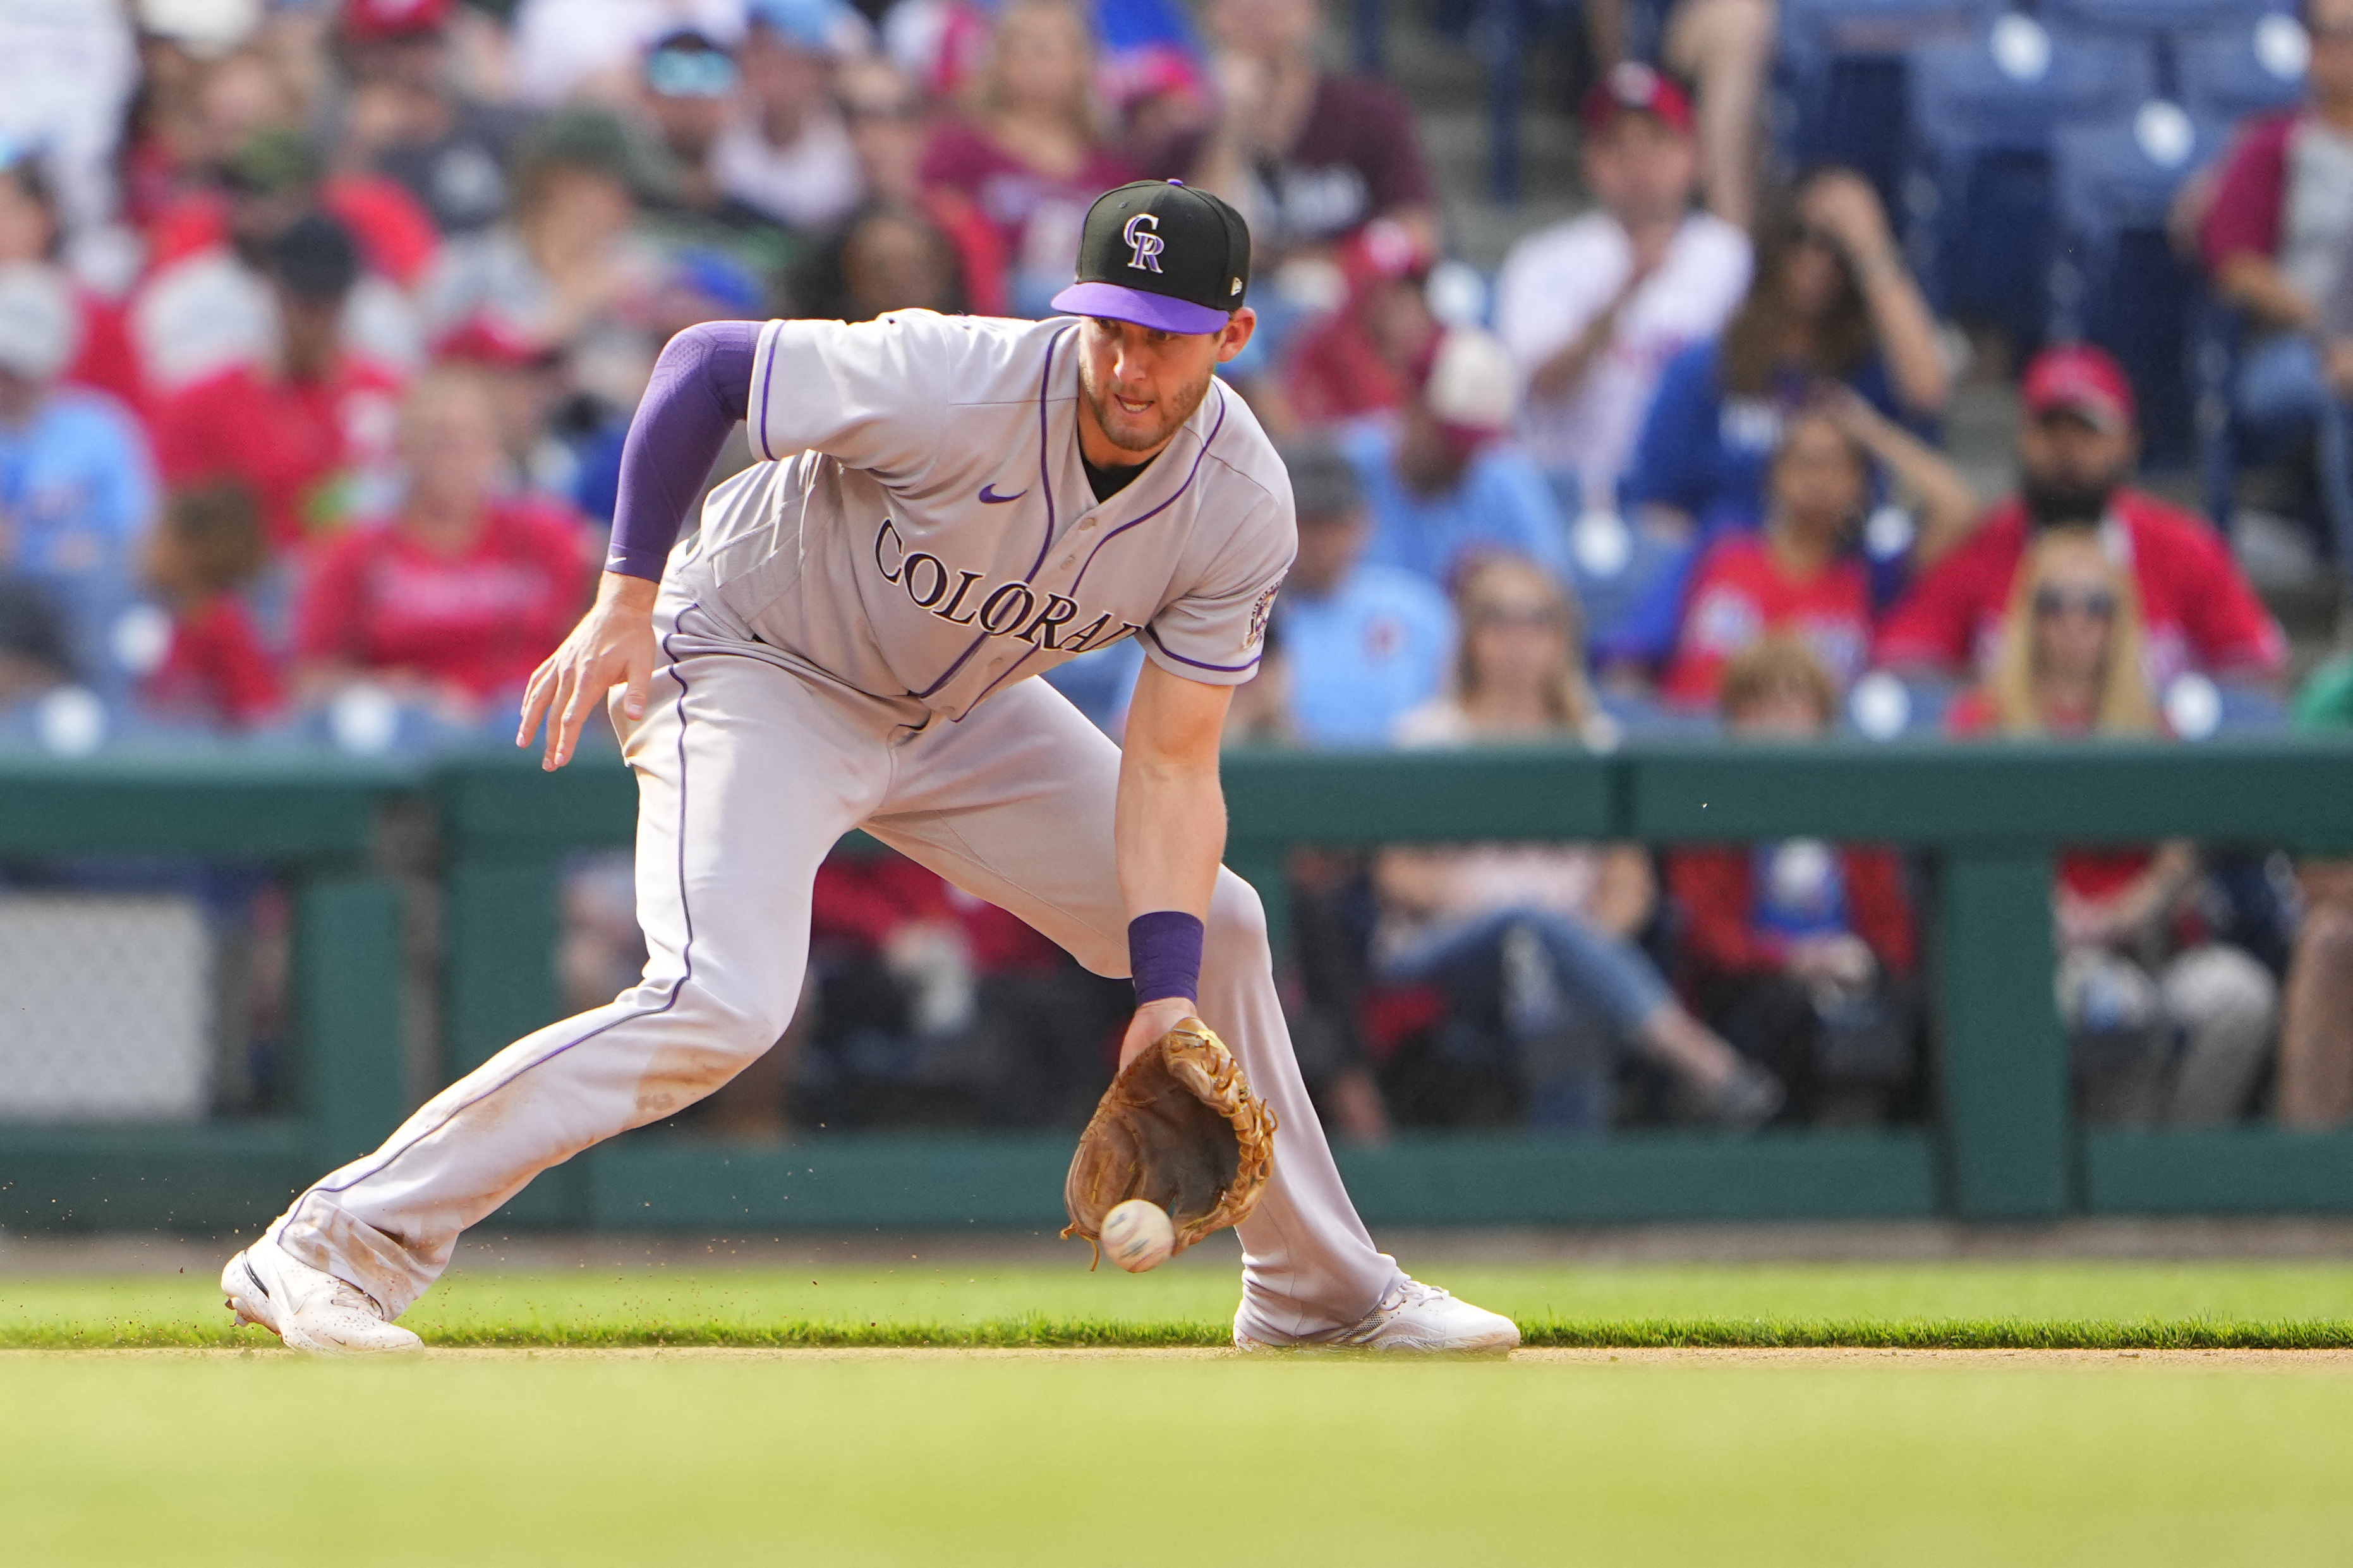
[6,741,2353,1234]
[0,752,415,1231]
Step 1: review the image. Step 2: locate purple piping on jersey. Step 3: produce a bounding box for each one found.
[914,327,1073,701]
[1067,387,1229,598]
[1140,623,1262,674]
[278,612,710,1227]
[753,327,778,462]
[958,387,1236,712]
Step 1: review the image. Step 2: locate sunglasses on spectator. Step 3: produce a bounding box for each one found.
[1790,223,1846,255]
[2032,586,2117,620]
[2313,21,2353,45]
[646,49,737,98]
[1469,603,1563,630]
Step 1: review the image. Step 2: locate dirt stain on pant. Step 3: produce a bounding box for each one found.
[632,1040,752,1123]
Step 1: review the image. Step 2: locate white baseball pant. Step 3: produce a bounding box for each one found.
[269,591,1402,1337]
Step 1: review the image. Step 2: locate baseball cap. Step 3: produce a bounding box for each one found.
[1580,61,1695,136]
[1280,437,1364,522]
[645,30,738,97]
[1052,180,1250,335]
[746,0,868,56]
[269,213,362,302]
[0,263,76,383]
[433,314,559,370]
[2022,343,2136,433]
[342,0,452,42]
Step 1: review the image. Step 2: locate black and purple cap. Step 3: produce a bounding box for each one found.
[1051,179,1250,335]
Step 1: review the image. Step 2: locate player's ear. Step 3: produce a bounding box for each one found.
[1214,307,1257,365]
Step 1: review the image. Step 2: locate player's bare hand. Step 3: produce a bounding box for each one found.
[1118,994,1202,1071]
[518,572,660,770]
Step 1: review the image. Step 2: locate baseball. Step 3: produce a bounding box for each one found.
[1101,1198,1176,1273]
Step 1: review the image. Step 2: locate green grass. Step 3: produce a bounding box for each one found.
[8,1348,2353,1565]
[11,1258,2353,1563]
[6,1255,2353,1348]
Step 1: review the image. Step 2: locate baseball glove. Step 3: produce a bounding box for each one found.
[1063,1018,1279,1266]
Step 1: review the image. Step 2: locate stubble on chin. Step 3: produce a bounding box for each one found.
[1080,362,1215,454]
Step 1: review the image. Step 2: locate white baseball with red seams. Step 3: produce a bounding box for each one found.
[251,308,1421,1346]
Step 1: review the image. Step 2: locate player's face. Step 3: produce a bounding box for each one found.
[1076,311,1255,457]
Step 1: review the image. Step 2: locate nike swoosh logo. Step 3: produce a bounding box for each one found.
[977,485,1027,504]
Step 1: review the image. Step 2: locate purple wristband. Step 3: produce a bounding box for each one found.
[1128,910,1205,1005]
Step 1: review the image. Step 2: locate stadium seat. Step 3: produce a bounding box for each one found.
[1904,17,2156,347]
[2177,11,2310,123]
[2049,106,2230,464]
[2041,0,2288,44]
[1775,0,1993,210]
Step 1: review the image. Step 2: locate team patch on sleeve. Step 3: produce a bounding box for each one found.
[1245,574,1285,652]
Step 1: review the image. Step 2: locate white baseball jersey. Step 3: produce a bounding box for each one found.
[682,310,1294,721]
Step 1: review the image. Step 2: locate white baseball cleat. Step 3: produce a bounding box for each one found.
[221,1236,423,1357]
[1234,1276,1521,1353]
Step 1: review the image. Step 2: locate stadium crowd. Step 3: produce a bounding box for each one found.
[2,0,2350,1140]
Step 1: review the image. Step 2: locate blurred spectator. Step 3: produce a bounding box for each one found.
[1279,219,1439,428]
[0,573,76,713]
[152,213,404,552]
[794,202,970,320]
[837,56,1007,315]
[1662,0,1775,231]
[1221,616,1291,743]
[1272,435,1453,746]
[1668,638,1921,1122]
[1496,64,1750,510]
[637,28,798,295]
[1949,531,2278,1126]
[921,0,1139,318]
[293,365,588,727]
[713,0,869,235]
[1344,327,1571,589]
[136,107,440,393]
[1174,0,1437,263]
[507,0,756,107]
[337,0,529,238]
[0,263,155,696]
[1656,397,1977,706]
[0,158,143,413]
[0,0,136,242]
[2278,654,2353,1125]
[802,844,1128,1130]
[1877,346,2287,693]
[1657,408,1873,708]
[1372,555,1781,1131]
[423,106,667,404]
[1624,169,1949,539]
[138,479,280,730]
[433,315,579,500]
[2201,0,2353,583]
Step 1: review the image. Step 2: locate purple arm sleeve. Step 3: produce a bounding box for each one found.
[603,320,761,581]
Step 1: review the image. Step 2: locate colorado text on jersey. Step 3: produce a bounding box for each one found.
[873,519,1144,653]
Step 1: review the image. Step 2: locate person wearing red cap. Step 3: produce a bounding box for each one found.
[1877,343,2287,691]
[1496,62,1750,512]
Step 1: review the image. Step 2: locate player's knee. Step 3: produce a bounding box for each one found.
[2162,944,2278,1040]
[668,978,799,1063]
[1206,871,1270,961]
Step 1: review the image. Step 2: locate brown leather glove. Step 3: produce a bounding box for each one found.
[1062,1017,1278,1266]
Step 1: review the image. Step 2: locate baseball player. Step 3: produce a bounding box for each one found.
[222,181,1520,1355]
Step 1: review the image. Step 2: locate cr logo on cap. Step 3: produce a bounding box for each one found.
[1122,213,1164,274]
